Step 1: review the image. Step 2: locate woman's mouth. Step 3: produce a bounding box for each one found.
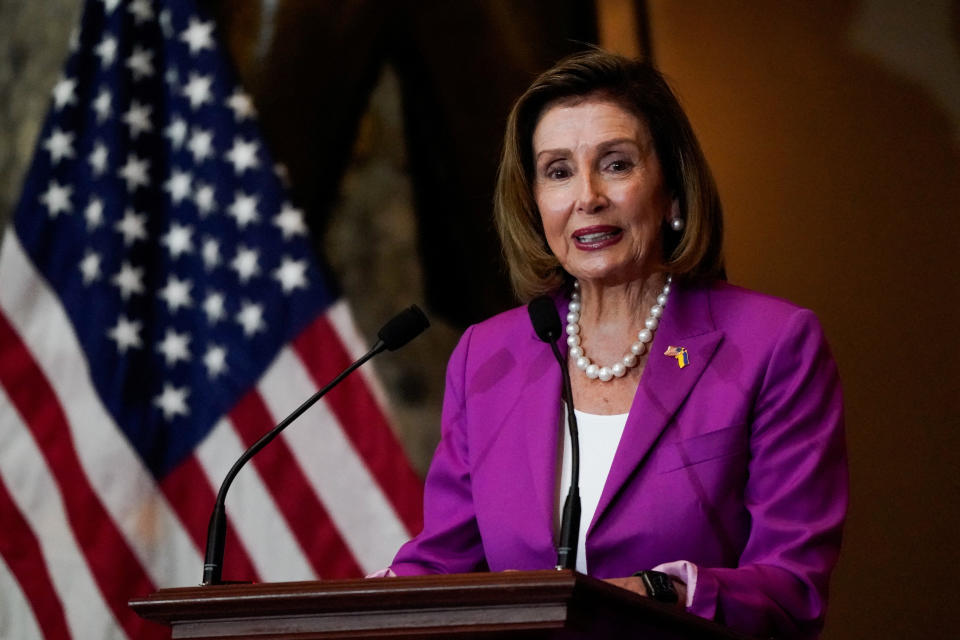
[573,226,623,249]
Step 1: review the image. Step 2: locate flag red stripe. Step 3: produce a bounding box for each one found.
[0,311,165,640]
[293,316,424,535]
[230,390,364,578]
[159,453,261,583]
[0,473,72,640]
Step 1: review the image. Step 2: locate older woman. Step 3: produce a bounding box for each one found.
[388,50,846,639]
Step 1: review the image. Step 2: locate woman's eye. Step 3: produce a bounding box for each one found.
[607,159,631,172]
[545,166,570,180]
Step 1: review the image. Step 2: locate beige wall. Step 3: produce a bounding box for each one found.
[646,1,960,637]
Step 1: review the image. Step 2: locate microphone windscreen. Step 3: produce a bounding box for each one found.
[377,305,430,351]
[528,296,562,343]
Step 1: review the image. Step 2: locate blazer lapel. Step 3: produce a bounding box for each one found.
[591,281,724,530]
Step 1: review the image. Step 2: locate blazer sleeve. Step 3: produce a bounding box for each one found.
[389,326,487,575]
[689,308,848,638]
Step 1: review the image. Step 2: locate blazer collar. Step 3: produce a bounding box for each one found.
[592,279,724,531]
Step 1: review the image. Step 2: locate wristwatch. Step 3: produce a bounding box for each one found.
[634,570,679,604]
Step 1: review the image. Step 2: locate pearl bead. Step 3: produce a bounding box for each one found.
[598,367,613,381]
[612,362,626,377]
[570,346,583,359]
[566,311,579,324]
[585,364,599,379]
[576,356,590,370]
[566,323,580,335]
[657,294,667,306]
[638,329,653,343]
[670,217,685,231]
[623,353,637,367]
[567,334,580,347]
[650,304,663,318]
[569,301,581,312]
[631,342,645,356]
[645,317,658,331]
[663,284,671,295]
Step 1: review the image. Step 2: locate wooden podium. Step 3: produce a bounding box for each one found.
[129,570,749,639]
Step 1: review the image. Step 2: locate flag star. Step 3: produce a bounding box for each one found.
[236,301,266,337]
[203,290,226,323]
[111,261,145,299]
[126,46,155,81]
[52,76,77,110]
[115,208,148,245]
[202,238,221,270]
[101,0,121,14]
[194,183,216,216]
[88,141,109,176]
[79,251,102,284]
[85,197,104,229]
[43,128,75,164]
[225,138,260,174]
[187,127,214,162]
[95,35,117,66]
[180,17,216,55]
[159,9,173,38]
[161,222,194,258]
[128,0,154,24]
[228,192,260,228]
[154,384,189,420]
[164,117,188,148]
[274,257,309,293]
[164,169,193,203]
[40,181,73,217]
[203,344,228,378]
[107,315,142,353]
[68,27,80,52]
[273,203,308,239]
[118,154,150,191]
[156,329,191,366]
[227,90,256,120]
[182,73,213,109]
[122,101,153,138]
[230,246,260,283]
[92,88,112,122]
[159,275,193,312]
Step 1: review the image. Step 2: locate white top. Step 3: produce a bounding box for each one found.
[558,409,628,574]
[556,407,698,606]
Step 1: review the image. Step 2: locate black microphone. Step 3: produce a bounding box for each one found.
[201,305,430,585]
[527,296,581,571]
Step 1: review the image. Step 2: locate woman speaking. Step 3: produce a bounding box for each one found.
[386,50,847,639]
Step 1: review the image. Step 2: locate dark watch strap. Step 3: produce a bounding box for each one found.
[634,570,679,604]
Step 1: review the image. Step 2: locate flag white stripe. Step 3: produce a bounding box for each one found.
[0,554,45,640]
[0,386,124,640]
[0,232,200,589]
[326,300,393,414]
[194,417,316,582]
[260,348,410,573]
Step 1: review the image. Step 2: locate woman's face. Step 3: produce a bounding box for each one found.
[532,97,674,287]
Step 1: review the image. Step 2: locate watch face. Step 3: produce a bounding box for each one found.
[640,571,679,604]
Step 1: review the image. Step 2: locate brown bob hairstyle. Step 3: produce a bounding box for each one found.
[494,49,725,301]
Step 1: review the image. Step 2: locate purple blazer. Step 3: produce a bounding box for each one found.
[391,280,847,638]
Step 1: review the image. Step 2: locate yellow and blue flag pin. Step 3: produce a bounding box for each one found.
[664,346,690,369]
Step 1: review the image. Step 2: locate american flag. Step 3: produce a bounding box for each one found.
[0,0,423,637]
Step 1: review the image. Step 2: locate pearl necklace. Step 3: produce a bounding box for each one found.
[566,275,672,382]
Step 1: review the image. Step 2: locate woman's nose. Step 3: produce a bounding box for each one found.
[575,171,607,214]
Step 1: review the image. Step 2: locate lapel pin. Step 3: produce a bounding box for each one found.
[664,346,690,369]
